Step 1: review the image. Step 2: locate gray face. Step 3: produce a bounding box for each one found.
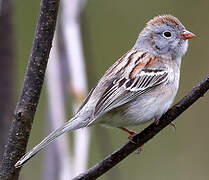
[135,23,188,59]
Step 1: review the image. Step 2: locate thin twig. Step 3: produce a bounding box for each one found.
[0,0,60,180]
[73,74,209,180]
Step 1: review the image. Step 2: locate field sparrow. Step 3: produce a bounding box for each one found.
[15,14,195,168]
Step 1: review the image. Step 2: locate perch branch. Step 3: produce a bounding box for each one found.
[73,74,209,180]
[0,0,60,180]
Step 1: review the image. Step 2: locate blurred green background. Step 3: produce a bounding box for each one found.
[14,0,209,179]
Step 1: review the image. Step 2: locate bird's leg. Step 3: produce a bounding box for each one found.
[154,118,176,131]
[118,127,143,153]
[119,127,136,141]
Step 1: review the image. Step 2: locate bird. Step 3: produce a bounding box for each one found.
[15,14,195,168]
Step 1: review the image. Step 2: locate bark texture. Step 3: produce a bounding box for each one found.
[0,0,60,179]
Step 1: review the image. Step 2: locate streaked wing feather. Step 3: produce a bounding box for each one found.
[94,70,168,116]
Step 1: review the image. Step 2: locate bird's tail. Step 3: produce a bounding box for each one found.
[15,115,86,168]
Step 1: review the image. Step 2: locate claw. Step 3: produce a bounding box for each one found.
[136,144,143,154]
[170,122,176,132]
[128,133,136,144]
[154,118,159,125]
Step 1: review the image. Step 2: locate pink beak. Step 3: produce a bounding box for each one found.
[180,30,196,40]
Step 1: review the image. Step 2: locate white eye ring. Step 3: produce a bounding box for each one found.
[163,31,172,38]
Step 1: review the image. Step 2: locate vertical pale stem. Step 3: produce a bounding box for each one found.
[61,0,90,176]
[46,35,72,179]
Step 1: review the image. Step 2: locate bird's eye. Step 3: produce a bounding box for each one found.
[163,31,172,38]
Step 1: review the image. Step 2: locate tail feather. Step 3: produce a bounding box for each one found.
[15,116,84,168]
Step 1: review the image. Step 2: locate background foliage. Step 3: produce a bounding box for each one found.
[15,0,209,179]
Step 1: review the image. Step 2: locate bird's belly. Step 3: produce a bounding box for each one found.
[101,85,176,127]
[121,95,172,126]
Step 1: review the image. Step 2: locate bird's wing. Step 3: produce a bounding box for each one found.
[83,49,169,125]
[94,69,168,116]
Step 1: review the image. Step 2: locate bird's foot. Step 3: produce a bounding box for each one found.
[154,119,176,132]
[119,127,143,153]
[118,127,136,142]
